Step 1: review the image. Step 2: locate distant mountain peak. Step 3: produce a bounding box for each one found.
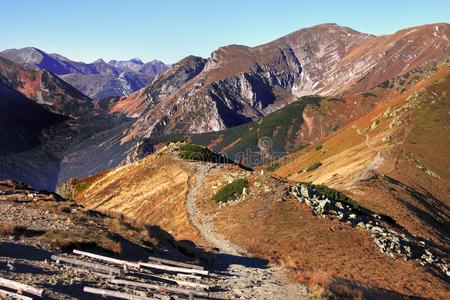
[93,58,106,64]
[130,58,144,64]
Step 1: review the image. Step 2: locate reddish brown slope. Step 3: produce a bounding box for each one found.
[0,57,92,115]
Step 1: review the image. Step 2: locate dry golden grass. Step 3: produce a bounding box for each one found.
[74,154,204,245]
[300,270,365,300]
[38,230,122,255]
[198,175,449,299]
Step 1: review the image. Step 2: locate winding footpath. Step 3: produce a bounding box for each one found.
[185,163,308,299]
[344,126,384,188]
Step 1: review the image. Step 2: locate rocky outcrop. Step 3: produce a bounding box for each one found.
[291,183,449,277]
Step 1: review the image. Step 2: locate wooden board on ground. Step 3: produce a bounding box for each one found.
[83,287,154,300]
[52,255,122,275]
[147,255,205,270]
[128,271,209,290]
[0,287,33,300]
[73,249,140,268]
[111,278,209,297]
[0,276,44,297]
[138,262,209,276]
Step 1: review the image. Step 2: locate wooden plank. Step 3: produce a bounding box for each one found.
[52,255,122,274]
[0,288,33,300]
[129,271,208,290]
[147,256,204,270]
[0,277,43,297]
[177,274,201,280]
[138,262,209,276]
[83,287,153,300]
[73,249,140,268]
[111,279,209,297]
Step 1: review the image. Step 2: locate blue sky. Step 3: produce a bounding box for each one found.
[1,0,448,64]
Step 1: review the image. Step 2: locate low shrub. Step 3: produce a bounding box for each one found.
[0,223,27,236]
[306,162,322,171]
[315,145,323,151]
[214,178,249,203]
[178,144,228,163]
[301,182,360,210]
[378,80,390,89]
[266,162,280,171]
[362,92,377,98]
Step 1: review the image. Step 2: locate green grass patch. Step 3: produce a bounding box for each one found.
[214,178,249,203]
[266,162,280,171]
[306,162,322,171]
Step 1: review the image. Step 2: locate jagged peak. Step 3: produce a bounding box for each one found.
[93,58,106,64]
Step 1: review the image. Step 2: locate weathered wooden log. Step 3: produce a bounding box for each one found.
[73,249,140,268]
[52,255,122,274]
[0,277,44,297]
[83,287,153,300]
[0,288,33,300]
[138,262,209,276]
[147,256,204,270]
[111,279,209,297]
[129,271,208,290]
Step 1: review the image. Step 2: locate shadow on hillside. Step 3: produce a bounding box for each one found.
[146,225,269,273]
[382,175,450,252]
[332,277,429,300]
[0,242,52,261]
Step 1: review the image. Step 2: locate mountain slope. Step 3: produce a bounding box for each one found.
[113,23,450,142]
[0,47,168,99]
[272,59,450,245]
[0,57,92,115]
[0,58,137,190]
[143,57,446,167]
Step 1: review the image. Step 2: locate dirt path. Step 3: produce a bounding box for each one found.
[357,127,384,179]
[185,163,308,299]
[344,126,384,187]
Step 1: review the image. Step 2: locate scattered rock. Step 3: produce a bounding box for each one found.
[291,183,449,277]
[382,135,392,143]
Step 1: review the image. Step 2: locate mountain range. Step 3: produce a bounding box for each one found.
[0,22,449,191]
[1,22,449,299]
[0,47,168,99]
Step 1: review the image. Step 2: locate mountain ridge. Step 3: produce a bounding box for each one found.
[0,47,168,99]
[110,23,449,145]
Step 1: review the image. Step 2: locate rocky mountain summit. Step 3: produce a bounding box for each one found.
[0,47,168,99]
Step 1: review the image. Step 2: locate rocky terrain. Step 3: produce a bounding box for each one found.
[0,176,309,299]
[0,47,168,99]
